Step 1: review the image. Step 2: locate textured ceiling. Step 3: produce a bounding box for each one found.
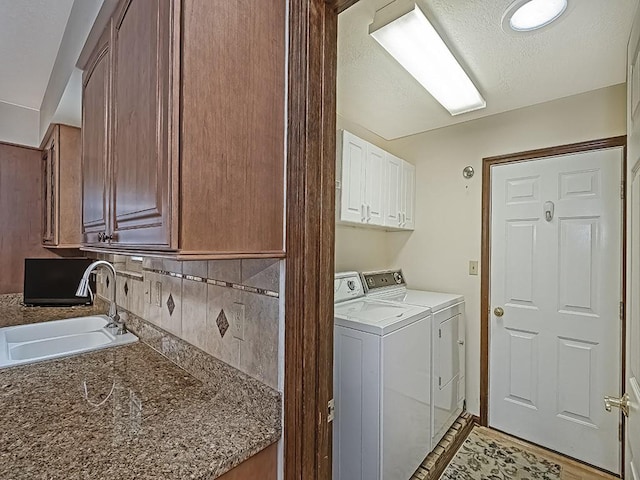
[338,0,638,140]
[0,0,74,109]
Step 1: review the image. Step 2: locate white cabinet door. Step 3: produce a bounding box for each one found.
[402,161,416,230]
[340,131,367,224]
[365,144,385,226]
[385,154,402,228]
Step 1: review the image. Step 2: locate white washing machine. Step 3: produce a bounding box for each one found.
[361,270,466,449]
[333,272,432,480]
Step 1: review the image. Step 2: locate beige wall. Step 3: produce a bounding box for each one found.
[335,84,627,415]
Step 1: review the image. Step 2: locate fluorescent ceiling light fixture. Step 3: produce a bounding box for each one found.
[504,0,568,32]
[369,1,485,116]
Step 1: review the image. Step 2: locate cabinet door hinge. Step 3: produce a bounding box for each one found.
[438,329,442,338]
[438,376,442,387]
[328,399,335,423]
[620,301,625,320]
[621,182,625,200]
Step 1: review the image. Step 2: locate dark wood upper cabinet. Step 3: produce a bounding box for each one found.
[82,29,110,245]
[110,0,171,247]
[41,124,83,248]
[79,0,286,258]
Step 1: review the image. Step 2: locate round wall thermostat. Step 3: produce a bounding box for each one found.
[463,166,475,179]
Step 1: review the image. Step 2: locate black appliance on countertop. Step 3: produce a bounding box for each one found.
[23,258,95,306]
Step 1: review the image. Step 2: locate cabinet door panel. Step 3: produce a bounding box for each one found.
[42,137,56,245]
[340,131,367,224]
[365,144,385,226]
[111,0,172,247]
[82,39,110,244]
[385,154,402,228]
[402,161,415,230]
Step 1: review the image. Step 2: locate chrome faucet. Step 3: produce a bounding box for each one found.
[76,260,127,335]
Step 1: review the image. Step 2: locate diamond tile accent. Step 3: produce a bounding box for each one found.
[124,281,129,297]
[166,293,175,316]
[216,309,229,338]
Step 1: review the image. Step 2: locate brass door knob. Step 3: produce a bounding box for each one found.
[494,307,504,317]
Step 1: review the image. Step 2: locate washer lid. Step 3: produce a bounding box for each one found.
[384,289,464,312]
[334,298,430,335]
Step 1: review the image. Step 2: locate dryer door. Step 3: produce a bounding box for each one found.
[433,309,463,446]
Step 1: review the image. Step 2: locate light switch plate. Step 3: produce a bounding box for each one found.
[469,261,478,276]
[232,302,245,341]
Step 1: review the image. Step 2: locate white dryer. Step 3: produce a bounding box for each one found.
[333,272,432,480]
[362,270,466,449]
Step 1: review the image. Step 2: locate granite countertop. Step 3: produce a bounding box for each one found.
[0,295,281,480]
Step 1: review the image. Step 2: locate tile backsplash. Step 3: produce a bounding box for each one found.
[93,254,281,390]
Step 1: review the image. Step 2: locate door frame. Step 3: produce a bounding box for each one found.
[284,1,338,479]
[479,136,627,454]
[284,1,359,479]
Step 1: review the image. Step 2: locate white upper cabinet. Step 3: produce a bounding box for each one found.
[338,129,415,231]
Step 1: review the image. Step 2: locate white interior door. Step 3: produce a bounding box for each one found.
[626,5,640,478]
[489,148,623,473]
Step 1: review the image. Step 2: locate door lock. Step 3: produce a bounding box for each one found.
[604,393,630,417]
[494,307,504,317]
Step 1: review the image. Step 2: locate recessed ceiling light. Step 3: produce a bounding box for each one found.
[503,0,568,32]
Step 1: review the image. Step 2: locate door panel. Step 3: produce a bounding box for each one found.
[340,131,366,224]
[490,149,622,473]
[81,35,110,244]
[402,161,415,230]
[558,218,599,314]
[556,337,597,425]
[505,222,537,306]
[111,0,171,246]
[628,5,640,477]
[365,143,385,226]
[433,312,462,445]
[505,328,538,408]
[385,154,402,227]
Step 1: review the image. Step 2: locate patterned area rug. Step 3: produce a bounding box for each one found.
[441,428,561,480]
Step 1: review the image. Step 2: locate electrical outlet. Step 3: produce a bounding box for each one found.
[155,281,162,307]
[232,302,245,341]
[469,261,479,276]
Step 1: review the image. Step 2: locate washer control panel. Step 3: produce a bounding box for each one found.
[361,270,406,293]
[334,273,365,303]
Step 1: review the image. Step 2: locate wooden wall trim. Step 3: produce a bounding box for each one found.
[285,0,337,479]
[0,140,41,152]
[480,135,627,427]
